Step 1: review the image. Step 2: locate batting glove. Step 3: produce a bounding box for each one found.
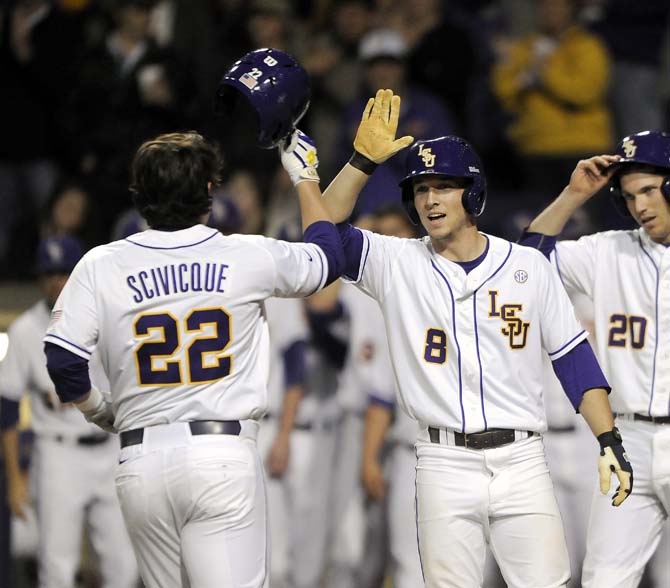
[597,427,633,507]
[76,386,116,433]
[280,129,319,185]
[350,88,414,174]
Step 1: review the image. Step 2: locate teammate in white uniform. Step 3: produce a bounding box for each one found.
[0,235,138,588]
[322,89,633,587]
[520,130,670,587]
[258,296,308,588]
[359,204,422,588]
[41,130,344,588]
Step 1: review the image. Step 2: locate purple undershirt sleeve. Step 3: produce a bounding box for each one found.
[44,342,91,403]
[518,229,558,260]
[303,221,344,285]
[368,393,395,412]
[306,302,350,370]
[283,340,306,389]
[336,223,364,279]
[551,339,610,411]
[0,398,20,431]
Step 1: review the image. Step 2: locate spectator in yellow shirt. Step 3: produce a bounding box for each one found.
[492,0,614,204]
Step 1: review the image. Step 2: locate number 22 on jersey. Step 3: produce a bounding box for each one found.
[133,307,232,386]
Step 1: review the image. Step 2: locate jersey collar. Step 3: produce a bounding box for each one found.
[431,233,513,298]
[124,224,220,250]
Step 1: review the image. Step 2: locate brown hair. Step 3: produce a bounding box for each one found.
[130,132,223,230]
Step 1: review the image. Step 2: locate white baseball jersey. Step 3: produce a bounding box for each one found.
[552,228,670,416]
[264,296,308,416]
[44,225,329,431]
[1,300,108,437]
[345,231,587,433]
[344,284,418,444]
[337,284,380,414]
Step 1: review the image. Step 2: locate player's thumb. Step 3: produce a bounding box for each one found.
[389,135,414,156]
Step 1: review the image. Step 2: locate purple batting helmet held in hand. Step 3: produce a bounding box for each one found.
[610,131,670,217]
[399,136,487,224]
[215,48,310,149]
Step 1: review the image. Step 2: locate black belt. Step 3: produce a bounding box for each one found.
[547,425,576,433]
[428,427,534,450]
[120,420,241,448]
[54,434,110,446]
[617,413,670,425]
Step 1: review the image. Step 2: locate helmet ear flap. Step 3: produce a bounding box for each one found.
[401,184,419,225]
[662,176,670,201]
[462,186,486,217]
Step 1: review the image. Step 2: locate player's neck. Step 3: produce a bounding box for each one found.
[432,228,487,262]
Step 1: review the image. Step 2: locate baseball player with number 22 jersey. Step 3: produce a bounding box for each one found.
[322,89,633,587]
[42,127,344,588]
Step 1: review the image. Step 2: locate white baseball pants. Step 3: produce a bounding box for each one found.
[582,419,670,587]
[34,436,137,588]
[387,443,423,588]
[415,434,570,588]
[115,422,267,588]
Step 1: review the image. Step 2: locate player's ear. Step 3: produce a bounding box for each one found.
[207,181,212,192]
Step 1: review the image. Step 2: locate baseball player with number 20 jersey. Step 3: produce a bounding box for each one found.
[521,130,670,587]
[41,128,343,588]
[322,89,632,587]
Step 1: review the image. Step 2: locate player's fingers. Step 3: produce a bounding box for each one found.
[381,89,392,123]
[11,502,27,520]
[371,88,385,118]
[389,94,402,132]
[598,460,611,494]
[612,470,632,506]
[361,97,374,122]
[582,160,602,179]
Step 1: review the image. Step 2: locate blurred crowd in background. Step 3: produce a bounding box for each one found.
[1,0,669,280]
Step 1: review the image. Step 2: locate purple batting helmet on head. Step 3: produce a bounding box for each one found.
[36,235,83,275]
[399,136,487,224]
[610,131,670,217]
[215,48,310,149]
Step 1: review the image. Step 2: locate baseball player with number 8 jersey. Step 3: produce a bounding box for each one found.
[321,89,632,587]
[521,130,670,587]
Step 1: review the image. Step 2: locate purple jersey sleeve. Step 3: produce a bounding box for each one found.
[336,223,365,279]
[44,342,91,403]
[518,229,558,260]
[551,339,610,410]
[283,340,306,389]
[303,221,345,285]
[0,398,19,431]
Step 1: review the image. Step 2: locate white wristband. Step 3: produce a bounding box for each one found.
[76,386,105,413]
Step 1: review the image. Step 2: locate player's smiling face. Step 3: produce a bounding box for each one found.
[413,176,473,241]
[620,171,670,244]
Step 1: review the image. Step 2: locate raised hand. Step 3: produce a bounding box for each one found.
[353,89,414,165]
[280,129,320,185]
[567,154,621,203]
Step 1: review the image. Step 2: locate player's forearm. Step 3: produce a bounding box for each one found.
[277,385,303,436]
[322,163,370,223]
[527,187,591,236]
[296,180,332,231]
[363,404,392,464]
[1,428,22,481]
[578,388,615,437]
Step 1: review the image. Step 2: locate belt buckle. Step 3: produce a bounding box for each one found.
[463,433,470,449]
